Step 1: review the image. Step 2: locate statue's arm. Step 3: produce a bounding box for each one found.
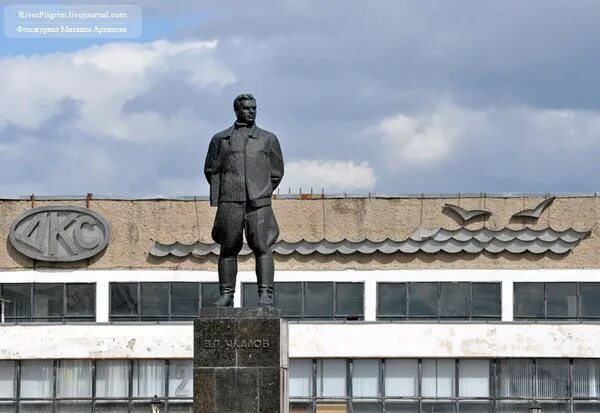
[204,136,220,184]
[269,135,284,191]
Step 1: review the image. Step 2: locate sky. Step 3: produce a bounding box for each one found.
[1,0,600,197]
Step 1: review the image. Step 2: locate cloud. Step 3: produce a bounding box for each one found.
[280,160,376,193]
[0,39,235,141]
[369,101,488,166]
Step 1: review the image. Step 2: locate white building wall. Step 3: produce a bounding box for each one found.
[0,323,599,360]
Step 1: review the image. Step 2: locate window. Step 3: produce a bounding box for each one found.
[242,282,364,320]
[0,359,192,412]
[0,283,95,322]
[514,282,600,320]
[290,358,495,412]
[109,282,217,321]
[377,282,501,321]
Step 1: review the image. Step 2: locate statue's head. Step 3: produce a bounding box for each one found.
[233,94,257,125]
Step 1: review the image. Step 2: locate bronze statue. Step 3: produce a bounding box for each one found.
[204,94,284,307]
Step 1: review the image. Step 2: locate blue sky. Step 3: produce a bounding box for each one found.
[1,0,600,196]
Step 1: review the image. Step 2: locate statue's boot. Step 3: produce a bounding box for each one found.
[213,257,237,307]
[256,255,275,306]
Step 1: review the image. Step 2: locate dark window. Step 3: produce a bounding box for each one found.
[65,284,95,320]
[580,283,600,318]
[471,283,501,318]
[242,282,364,320]
[110,283,138,320]
[439,283,469,318]
[201,283,220,309]
[377,283,407,318]
[515,282,600,320]
[335,283,363,319]
[304,282,334,318]
[171,283,199,318]
[514,283,545,318]
[33,284,63,322]
[547,283,577,318]
[408,283,438,318]
[378,282,501,321]
[274,282,302,318]
[2,284,31,321]
[0,283,95,322]
[109,282,214,321]
[140,283,169,320]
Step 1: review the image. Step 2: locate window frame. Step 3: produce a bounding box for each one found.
[241,281,365,320]
[109,282,218,322]
[0,283,96,323]
[513,282,600,321]
[376,282,502,321]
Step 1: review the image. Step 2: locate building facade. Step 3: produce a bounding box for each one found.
[0,194,599,413]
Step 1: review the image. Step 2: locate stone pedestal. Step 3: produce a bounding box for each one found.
[193,307,287,413]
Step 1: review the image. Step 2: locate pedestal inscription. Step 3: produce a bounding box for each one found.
[193,307,286,413]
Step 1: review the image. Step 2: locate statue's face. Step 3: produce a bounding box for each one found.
[235,99,257,124]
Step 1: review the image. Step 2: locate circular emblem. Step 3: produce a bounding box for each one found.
[9,206,111,262]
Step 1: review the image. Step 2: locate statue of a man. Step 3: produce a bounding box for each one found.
[204,94,284,307]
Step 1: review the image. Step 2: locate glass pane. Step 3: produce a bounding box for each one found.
[33,284,63,320]
[0,404,15,413]
[497,359,534,398]
[352,403,381,413]
[96,360,129,398]
[2,284,31,320]
[0,361,15,398]
[65,284,95,319]
[546,283,577,318]
[422,359,455,397]
[167,405,192,413]
[20,361,53,398]
[290,402,313,413]
[580,283,600,318]
[305,283,333,317]
[384,402,419,413]
[201,283,220,308]
[168,360,193,397]
[315,404,347,413]
[56,360,92,398]
[289,359,313,398]
[55,402,92,412]
[18,405,52,413]
[408,283,438,318]
[275,283,302,317]
[384,359,417,397]
[514,283,545,318]
[110,283,138,317]
[536,359,569,398]
[316,359,346,397]
[574,359,600,397]
[377,283,406,318]
[459,402,491,413]
[471,283,501,318]
[170,283,199,318]
[131,404,154,412]
[352,360,379,398]
[335,283,363,317]
[496,402,530,413]
[439,283,469,318]
[539,403,569,413]
[575,403,600,412]
[421,403,455,413]
[459,360,489,397]
[132,360,165,397]
[94,402,128,412]
[242,283,258,308]
[140,283,169,319]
